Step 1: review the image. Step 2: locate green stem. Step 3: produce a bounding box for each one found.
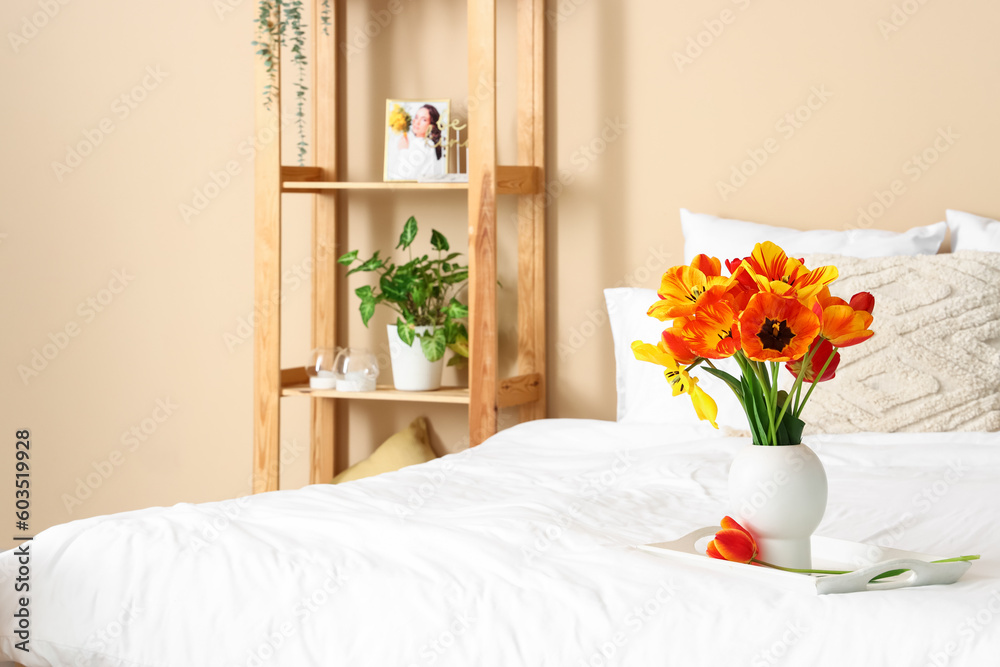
[930,555,980,563]
[794,345,840,419]
[685,359,706,372]
[753,554,979,579]
[768,362,779,446]
[776,346,815,438]
[733,353,761,440]
[754,559,848,575]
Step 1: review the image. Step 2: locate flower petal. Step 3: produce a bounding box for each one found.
[738,293,821,362]
[790,263,840,301]
[690,254,722,278]
[711,528,757,563]
[631,340,679,370]
[680,301,741,359]
[786,338,840,382]
[688,379,719,429]
[821,305,874,347]
[850,291,875,314]
[720,515,752,537]
[661,328,699,365]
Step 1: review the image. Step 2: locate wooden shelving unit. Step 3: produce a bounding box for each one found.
[253,0,546,493]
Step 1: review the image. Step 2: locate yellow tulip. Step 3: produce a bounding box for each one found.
[631,340,718,428]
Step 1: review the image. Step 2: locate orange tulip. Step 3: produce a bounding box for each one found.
[821,306,873,347]
[706,516,757,564]
[813,288,874,347]
[737,242,838,305]
[738,292,820,362]
[647,255,732,320]
[680,301,741,359]
[705,515,980,575]
[660,327,699,365]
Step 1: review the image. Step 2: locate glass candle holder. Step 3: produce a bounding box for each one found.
[333,347,379,392]
[306,348,338,390]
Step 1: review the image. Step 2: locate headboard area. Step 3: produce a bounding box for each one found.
[546,0,1000,422]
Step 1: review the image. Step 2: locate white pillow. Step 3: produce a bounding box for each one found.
[605,287,745,430]
[680,209,946,264]
[946,209,1000,252]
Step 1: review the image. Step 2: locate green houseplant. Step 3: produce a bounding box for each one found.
[339,217,469,390]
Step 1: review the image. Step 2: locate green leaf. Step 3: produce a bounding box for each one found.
[776,390,789,409]
[355,285,373,300]
[448,334,469,358]
[396,216,418,250]
[359,298,376,327]
[419,328,447,362]
[741,371,770,446]
[396,318,415,346]
[380,273,410,302]
[337,250,358,265]
[410,280,429,308]
[779,412,805,445]
[447,354,468,367]
[445,297,469,320]
[346,251,384,275]
[430,229,450,251]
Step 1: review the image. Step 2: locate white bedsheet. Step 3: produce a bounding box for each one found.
[2,419,999,667]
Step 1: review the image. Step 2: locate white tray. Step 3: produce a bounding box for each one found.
[638,526,973,594]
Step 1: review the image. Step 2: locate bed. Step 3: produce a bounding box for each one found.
[4,212,1000,666]
[2,420,1000,666]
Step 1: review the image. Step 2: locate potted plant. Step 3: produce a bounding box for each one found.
[339,216,469,391]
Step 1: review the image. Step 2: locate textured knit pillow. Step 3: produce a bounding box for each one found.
[799,251,1000,432]
[332,417,437,483]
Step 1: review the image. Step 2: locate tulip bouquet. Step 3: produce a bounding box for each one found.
[632,241,875,446]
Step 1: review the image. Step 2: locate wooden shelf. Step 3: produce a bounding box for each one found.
[279,166,539,194]
[253,0,546,492]
[282,383,470,404]
[282,181,468,192]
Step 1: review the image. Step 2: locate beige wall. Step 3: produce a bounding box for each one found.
[2,0,998,550]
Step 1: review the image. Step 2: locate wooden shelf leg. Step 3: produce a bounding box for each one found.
[516,0,547,423]
[468,0,499,446]
[253,1,282,494]
[310,0,340,483]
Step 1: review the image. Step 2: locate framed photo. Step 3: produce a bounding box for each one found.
[383,99,450,182]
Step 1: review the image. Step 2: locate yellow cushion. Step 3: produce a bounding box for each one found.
[331,417,436,484]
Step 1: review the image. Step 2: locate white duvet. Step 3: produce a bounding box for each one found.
[2,419,999,667]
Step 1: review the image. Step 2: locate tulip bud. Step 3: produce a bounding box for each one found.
[850,291,875,314]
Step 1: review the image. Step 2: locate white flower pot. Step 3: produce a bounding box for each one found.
[729,443,828,570]
[386,324,444,391]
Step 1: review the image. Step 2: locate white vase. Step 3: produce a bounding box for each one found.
[386,324,444,391]
[729,443,827,570]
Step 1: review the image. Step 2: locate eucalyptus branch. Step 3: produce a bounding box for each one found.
[253,0,312,163]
